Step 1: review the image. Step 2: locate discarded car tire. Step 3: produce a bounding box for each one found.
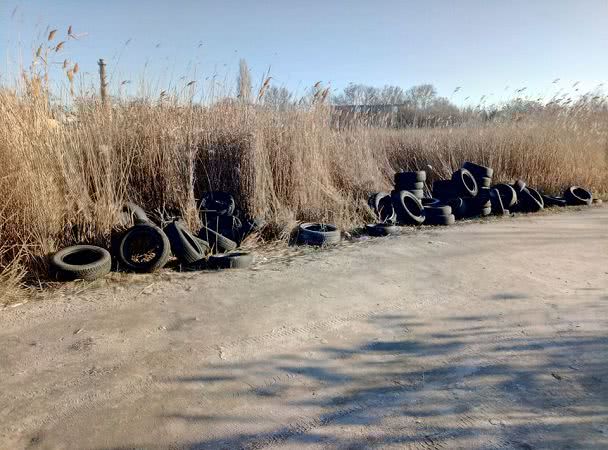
[198,225,238,253]
[541,194,567,207]
[463,162,494,179]
[164,221,208,264]
[489,188,507,215]
[409,189,424,199]
[122,202,150,225]
[421,198,442,207]
[296,223,341,246]
[395,181,424,191]
[366,223,400,237]
[432,180,458,200]
[424,204,452,217]
[452,168,478,197]
[479,177,492,188]
[118,224,171,273]
[394,171,426,185]
[51,245,112,281]
[518,187,544,212]
[425,214,456,226]
[564,186,592,206]
[493,183,518,208]
[198,191,236,216]
[512,179,527,194]
[368,192,396,223]
[446,197,468,219]
[391,190,425,225]
[207,252,253,269]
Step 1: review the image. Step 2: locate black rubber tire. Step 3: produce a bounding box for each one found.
[394,171,426,185]
[432,180,458,200]
[489,188,506,215]
[452,168,479,197]
[463,162,494,179]
[366,223,400,237]
[51,245,111,281]
[493,183,518,208]
[207,252,253,269]
[118,224,171,273]
[368,192,389,211]
[564,186,592,206]
[421,198,442,207]
[513,179,527,194]
[424,205,452,217]
[368,192,396,223]
[198,225,238,253]
[446,197,467,219]
[479,177,492,188]
[542,194,567,207]
[395,181,424,191]
[198,191,236,216]
[122,202,150,225]
[296,223,341,246]
[408,189,424,199]
[518,187,544,212]
[391,190,425,225]
[425,214,456,226]
[164,221,208,264]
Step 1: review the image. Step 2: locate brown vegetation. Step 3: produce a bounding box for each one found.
[0,33,607,303]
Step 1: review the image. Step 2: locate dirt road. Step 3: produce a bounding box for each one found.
[1,208,607,449]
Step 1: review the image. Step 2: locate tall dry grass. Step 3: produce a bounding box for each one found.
[1,77,607,303]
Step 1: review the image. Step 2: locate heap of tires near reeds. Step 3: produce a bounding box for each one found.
[50,161,597,282]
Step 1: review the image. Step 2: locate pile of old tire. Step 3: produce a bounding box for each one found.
[421,197,455,225]
[510,180,544,213]
[432,163,489,219]
[394,170,426,200]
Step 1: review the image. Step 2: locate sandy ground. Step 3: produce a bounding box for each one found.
[1,207,607,450]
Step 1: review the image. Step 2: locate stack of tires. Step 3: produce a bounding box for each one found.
[431,163,489,219]
[421,198,455,225]
[394,171,426,200]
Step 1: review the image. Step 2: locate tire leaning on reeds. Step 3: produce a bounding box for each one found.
[118,224,171,273]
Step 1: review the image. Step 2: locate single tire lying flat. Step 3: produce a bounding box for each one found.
[479,177,492,188]
[564,186,592,206]
[118,224,171,273]
[463,161,494,179]
[51,245,112,281]
[452,168,479,197]
[297,223,341,246]
[493,183,518,208]
[366,223,400,237]
[424,204,452,217]
[421,198,442,207]
[425,214,456,226]
[391,190,425,225]
[164,221,208,264]
[207,252,253,269]
[394,171,426,185]
[395,181,424,191]
[541,194,567,207]
[198,225,238,253]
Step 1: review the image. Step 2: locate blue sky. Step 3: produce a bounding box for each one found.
[1,0,607,104]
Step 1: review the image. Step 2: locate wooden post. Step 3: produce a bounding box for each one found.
[98,59,108,111]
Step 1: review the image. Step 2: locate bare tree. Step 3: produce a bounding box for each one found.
[237,59,252,103]
[262,86,293,110]
[405,84,437,108]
